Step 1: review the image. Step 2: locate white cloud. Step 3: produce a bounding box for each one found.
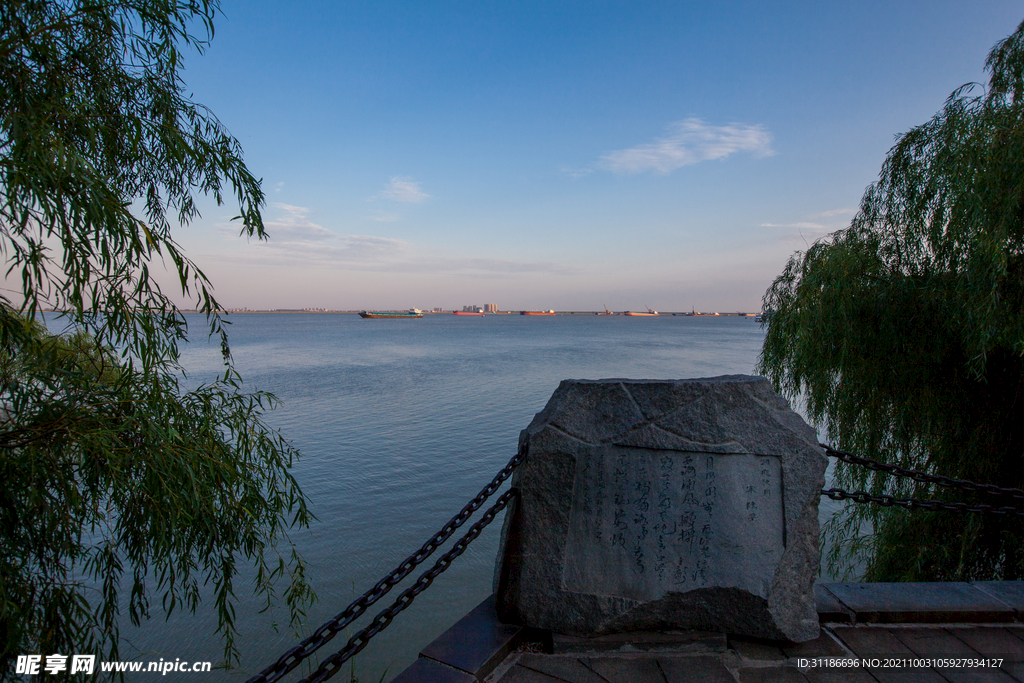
[598,118,774,174]
[377,176,430,203]
[220,231,411,267]
[262,203,338,241]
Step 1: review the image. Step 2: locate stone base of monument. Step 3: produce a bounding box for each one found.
[388,582,1024,683]
[493,376,827,643]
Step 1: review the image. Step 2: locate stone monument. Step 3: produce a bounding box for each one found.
[493,375,826,642]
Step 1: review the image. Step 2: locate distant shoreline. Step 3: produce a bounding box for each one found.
[39,309,762,317]
[210,310,763,317]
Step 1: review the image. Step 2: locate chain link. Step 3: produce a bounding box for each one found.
[821,487,1024,516]
[299,488,519,683]
[822,443,1024,501]
[246,448,526,683]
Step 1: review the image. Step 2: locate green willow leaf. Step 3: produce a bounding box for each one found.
[759,20,1024,582]
[0,2,314,680]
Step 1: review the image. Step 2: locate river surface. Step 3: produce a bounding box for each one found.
[110,312,828,682]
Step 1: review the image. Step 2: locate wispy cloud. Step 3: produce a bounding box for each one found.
[413,256,576,276]
[261,203,338,241]
[809,207,857,219]
[760,207,859,243]
[224,232,412,268]
[760,212,851,246]
[368,211,400,223]
[597,118,774,174]
[220,204,408,263]
[211,204,570,275]
[376,176,430,203]
[211,240,571,276]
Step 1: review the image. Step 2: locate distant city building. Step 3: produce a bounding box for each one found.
[433,308,443,313]
[483,303,498,313]
[462,305,483,313]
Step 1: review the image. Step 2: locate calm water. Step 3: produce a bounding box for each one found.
[117,312,779,681]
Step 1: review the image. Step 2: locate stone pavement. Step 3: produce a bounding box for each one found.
[488,624,1024,682]
[390,583,1024,683]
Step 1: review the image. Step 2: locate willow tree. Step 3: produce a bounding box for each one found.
[0,0,312,677]
[759,21,1024,582]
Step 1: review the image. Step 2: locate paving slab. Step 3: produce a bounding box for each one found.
[828,626,946,683]
[783,632,849,659]
[491,664,566,683]
[816,585,854,624]
[580,656,669,683]
[823,582,1015,624]
[802,667,877,683]
[934,628,1024,683]
[656,655,735,683]
[830,626,921,657]
[390,657,477,683]
[949,626,1024,658]
[888,627,1019,683]
[421,595,530,678]
[513,654,607,683]
[974,582,1024,617]
[1006,661,1024,682]
[890,627,981,656]
[728,636,786,661]
[738,666,809,682]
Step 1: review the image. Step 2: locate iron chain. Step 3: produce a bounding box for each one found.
[821,487,1024,516]
[822,444,1024,502]
[245,448,526,683]
[299,487,519,683]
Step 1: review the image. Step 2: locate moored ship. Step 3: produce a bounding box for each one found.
[624,306,658,317]
[520,310,556,315]
[359,310,423,319]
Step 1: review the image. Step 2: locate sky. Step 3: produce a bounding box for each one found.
[164,0,1023,312]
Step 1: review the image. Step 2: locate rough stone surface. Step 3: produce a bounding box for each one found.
[493,376,826,642]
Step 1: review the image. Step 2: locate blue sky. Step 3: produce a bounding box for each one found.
[169,1,1022,311]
